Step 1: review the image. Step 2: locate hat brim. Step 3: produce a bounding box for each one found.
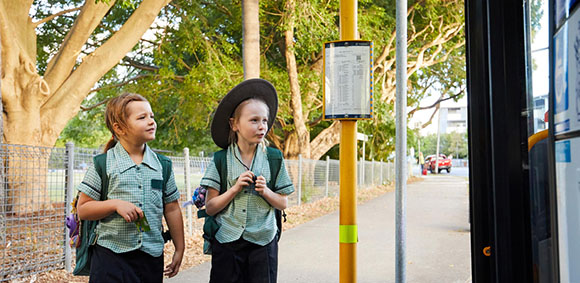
[211,78,278,149]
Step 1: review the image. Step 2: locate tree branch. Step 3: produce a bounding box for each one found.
[122,56,159,71]
[40,0,171,146]
[80,97,111,111]
[408,87,465,116]
[421,104,440,129]
[200,1,233,17]
[44,0,115,94]
[267,129,283,151]
[88,74,153,94]
[33,7,82,27]
[310,121,341,160]
[375,0,426,68]
[307,116,323,128]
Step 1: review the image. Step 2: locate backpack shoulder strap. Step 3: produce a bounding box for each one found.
[266,147,286,233]
[93,152,172,200]
[266,147,283,191]
[214,147,282,191]
[197,149,227,219]
[93,153,109,201]
[213,149,228,194]
[155,152,172,195]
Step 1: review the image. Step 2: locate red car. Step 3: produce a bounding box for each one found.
[425,154,452,173]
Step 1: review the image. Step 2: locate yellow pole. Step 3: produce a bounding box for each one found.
[339,1,357,282]
[339,121,357,283]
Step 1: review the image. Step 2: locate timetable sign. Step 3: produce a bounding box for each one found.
[323,40,373,120]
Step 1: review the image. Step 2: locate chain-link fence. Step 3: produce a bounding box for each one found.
[451,158,469,167]
[0,142,409,281]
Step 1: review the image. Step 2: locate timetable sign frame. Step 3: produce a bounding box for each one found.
[323,40,373,120]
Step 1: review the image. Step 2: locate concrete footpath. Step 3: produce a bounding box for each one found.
[167,174,472,283]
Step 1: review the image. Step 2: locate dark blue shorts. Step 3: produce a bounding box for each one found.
[210,236,278,283]
[89,245,163,283]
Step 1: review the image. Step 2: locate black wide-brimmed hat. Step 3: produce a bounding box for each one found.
[211,78,278,149]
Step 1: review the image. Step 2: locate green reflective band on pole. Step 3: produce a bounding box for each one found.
[339,225,358,243]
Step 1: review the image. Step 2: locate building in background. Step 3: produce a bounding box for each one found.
[439,105,468,134]
[412,96,468,136]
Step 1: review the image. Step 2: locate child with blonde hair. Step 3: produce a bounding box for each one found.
[76,92,184,282]
[201,79,294,283]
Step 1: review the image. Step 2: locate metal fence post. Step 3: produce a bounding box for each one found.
[64,142,75,272]
[298,154,302,206]
[380,160,384,185]
[184,148,192,237]
[372,159,375,186]
[325,156,330,197]
[359,157,362,186]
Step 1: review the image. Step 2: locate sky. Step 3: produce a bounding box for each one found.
[531,0,550,98]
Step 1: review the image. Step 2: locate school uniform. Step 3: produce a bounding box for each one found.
[77,142,180,283]
[200,143,294,283]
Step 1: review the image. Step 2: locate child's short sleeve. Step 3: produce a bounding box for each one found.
[163,167,180,203]
[77,164,102,200]
[274,160,294,195]
[200,159,220,191]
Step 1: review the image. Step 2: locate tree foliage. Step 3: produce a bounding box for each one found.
[1,0,169,148]
[418,131,468,159]
[57,0,466,160]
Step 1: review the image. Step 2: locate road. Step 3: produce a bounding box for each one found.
[412,164,469,178]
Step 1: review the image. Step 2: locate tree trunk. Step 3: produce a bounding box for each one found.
[0,32,4,242]
[284,131,300,159]
[284,0,311,160]
[242,0,260,79]
[4,146,51,214]
[0,0,170,213]
[280,2,344,161]
[310,121,341,160]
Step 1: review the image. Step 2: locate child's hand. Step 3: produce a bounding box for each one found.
[115,200,144,223]
[254,175,270,196]
[233,171,255,193]
[164,249,183,278]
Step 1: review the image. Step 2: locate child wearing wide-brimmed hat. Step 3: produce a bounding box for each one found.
[200,78,295,283]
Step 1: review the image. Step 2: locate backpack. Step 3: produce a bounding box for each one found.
[197,147,287,255]
[69,152,172,276]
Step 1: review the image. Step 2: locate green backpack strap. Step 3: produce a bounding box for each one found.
[213,149,228,194]
[198,149,227,254]
[215,147,286,241]
[94,153,109,201]
[266,147,286,241]
[215,147,282,192]
[154,153,172,198]
[72,153,108,276]
[266,147,282,190]
[98,151,172,235]
[215,147,282,190]
[154,153,174,243]
[200,147,286,250]
[95,152,172,197]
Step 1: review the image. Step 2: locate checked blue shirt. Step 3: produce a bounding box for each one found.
[200,144,294,246]
[77,142,180,257]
